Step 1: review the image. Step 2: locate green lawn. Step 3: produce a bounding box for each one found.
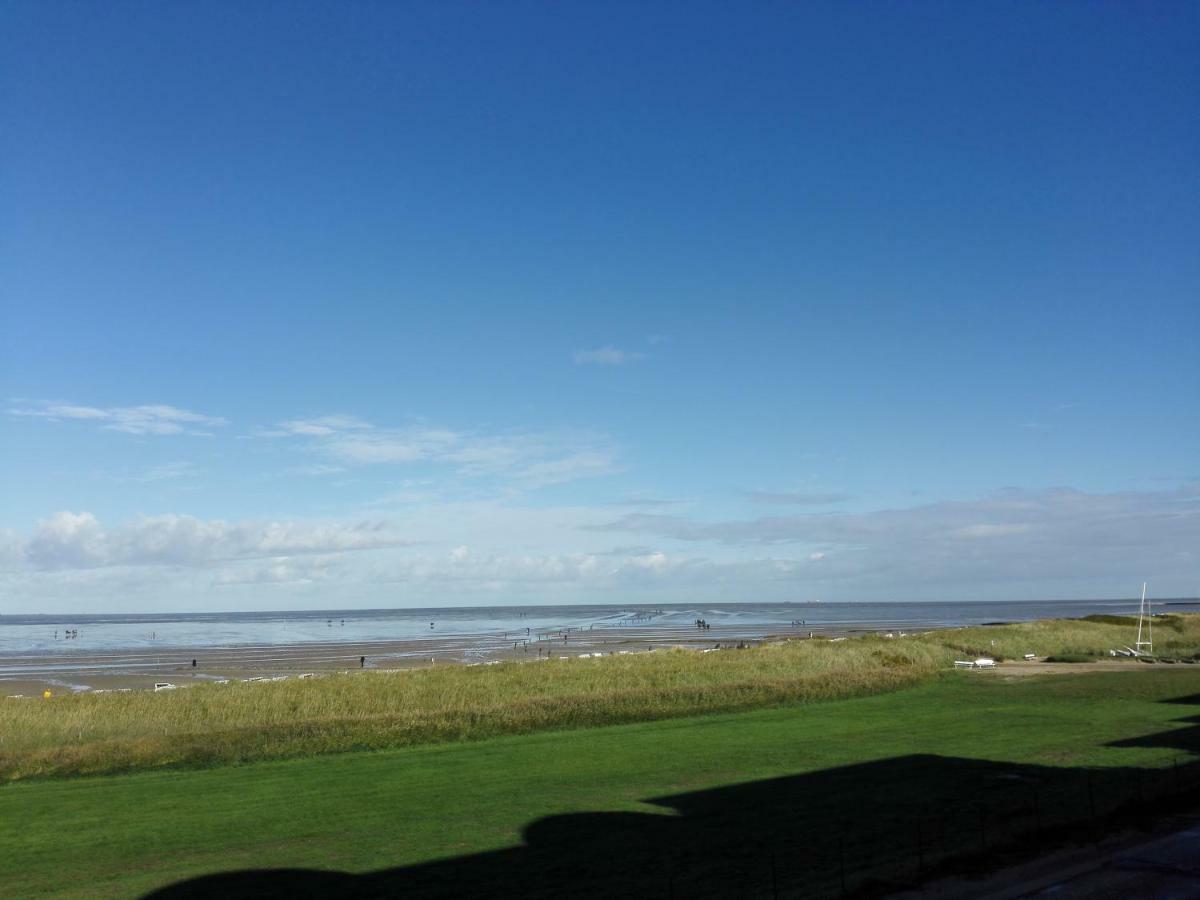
[3,669,1200,898]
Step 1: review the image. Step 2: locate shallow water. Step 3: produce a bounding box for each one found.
[3,598,1196,654]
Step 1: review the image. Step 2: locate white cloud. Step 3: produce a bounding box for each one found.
[950,523,1032,539]
[593,484,1200,592]
[19,511,411,571]
[214,557,337,586]
[573,346,646,366]
[746,490,852,506]
[7,484,1197,611]
[262,414,618,487]
[515,451,621,487]
[266,415,373,437]
[284,464,348,477]
[325,428,459,464]
[8,401,226,435]
[120,462,198,483]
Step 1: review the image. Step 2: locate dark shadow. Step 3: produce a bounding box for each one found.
[1162,693,1200,705]
[144,697,1200,900]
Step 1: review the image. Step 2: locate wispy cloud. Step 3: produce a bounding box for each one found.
[19,511,410,570]
[283,463,348,477]
[572,346,646,366]
[260,415,373,437]
[592,483,1200,589]
[746,490,852,506]
[261,414,619,487]
[8,401,226,436]
[118,462,198,483]
[606,496,687,508]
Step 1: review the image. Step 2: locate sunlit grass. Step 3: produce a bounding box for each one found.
[916,612,1200,662]
[2,614,1196,781]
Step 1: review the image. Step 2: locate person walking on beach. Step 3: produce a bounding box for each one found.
[360,655,366,668]
[191,658,196,668]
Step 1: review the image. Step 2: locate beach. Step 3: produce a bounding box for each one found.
[5,599,1197,697]
[0,622,834,696]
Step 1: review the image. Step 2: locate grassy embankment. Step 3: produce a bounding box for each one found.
[917,612,1200,663]
[2,614,1198,781]
[2,670,1199,898]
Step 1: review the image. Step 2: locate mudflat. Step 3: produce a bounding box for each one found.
[0,622,872,696]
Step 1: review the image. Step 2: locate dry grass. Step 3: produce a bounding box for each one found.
[916,612,1200,662]
[0,639,946,780]
[4,614,1196,782]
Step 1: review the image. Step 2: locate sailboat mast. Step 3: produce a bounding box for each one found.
[1135,582,1152,654]
[1147,586,1152,649]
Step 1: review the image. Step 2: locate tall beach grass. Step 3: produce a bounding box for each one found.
[2,639,946,780]
[2,614,1197,781]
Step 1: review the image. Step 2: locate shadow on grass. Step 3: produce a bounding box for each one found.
[144,698,1200,899]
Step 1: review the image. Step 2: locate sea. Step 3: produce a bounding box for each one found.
[3,598,1198,655]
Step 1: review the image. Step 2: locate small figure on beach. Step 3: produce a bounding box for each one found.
[191,659,196,668]
[430,622,435,629]
[360,656,366,668]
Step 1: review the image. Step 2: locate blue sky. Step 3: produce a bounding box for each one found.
[2,2,1197,612]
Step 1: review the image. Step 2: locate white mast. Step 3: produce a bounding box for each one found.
[1135,582,1152,655]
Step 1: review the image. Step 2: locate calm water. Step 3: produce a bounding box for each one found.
[3,599,1197,655]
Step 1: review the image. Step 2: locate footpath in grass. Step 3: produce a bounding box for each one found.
[2,669,1200,898]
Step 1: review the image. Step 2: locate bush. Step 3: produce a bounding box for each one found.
[1080,615,1138,626]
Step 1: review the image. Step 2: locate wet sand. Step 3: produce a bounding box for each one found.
[0,622,885,696]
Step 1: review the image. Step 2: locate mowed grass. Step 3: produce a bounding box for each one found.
[3,615,1197,781]
[1,670,1198,899]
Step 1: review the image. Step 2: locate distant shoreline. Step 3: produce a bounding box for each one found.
[5,598,1199,697]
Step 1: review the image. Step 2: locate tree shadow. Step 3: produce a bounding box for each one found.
[144,696,1200,899]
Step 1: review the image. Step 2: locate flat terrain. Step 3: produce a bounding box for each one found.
[3,668,1199,898]
[0,624,825,696]
[8,614,1200,781]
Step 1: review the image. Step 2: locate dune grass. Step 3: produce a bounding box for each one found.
[0,639,948,780]
[2,614,1197,781]
[915,612,1200,662]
